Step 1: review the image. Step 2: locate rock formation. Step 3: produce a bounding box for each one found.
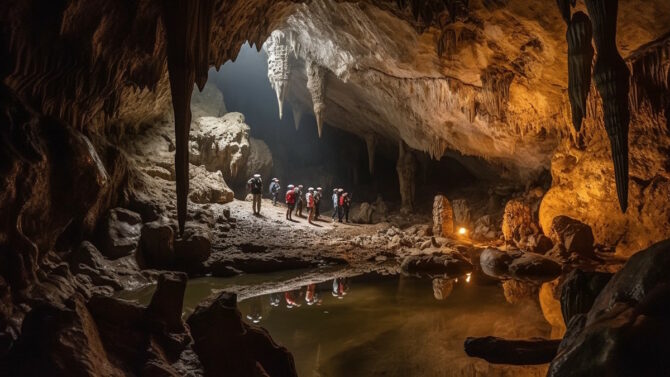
[306,60,328,137]
[397,141,417,213]
[265,30,292,120]
[432,195,454,237]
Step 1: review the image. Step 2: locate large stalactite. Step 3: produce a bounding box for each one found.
[305,60,328,138]
[584,0,631,213]
[566,11,594,132]
[161,0,215,235]
[266,30,292,120]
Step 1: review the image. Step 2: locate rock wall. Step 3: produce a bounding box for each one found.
[540,33,670,257]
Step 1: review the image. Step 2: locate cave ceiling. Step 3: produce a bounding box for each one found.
[2,0,669,232]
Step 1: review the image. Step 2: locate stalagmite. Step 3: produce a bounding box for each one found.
[161,0,215,234]
[291,105,303,130]
[306,60,327,138]
[585,0,631,212]
[365,134,377,174]
[266,30,291,120]
[566,12,594,132]
[396,140,417,214]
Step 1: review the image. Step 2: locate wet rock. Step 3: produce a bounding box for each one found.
[527,234,553,254]
[432,195,454,237]
[187,291,297,377]
[174,224,212,266]
[401,252,473,277]
[8,294,125,376]
[68,241,123,290]
[97,208,142,259]
[432,278,455,300]
[139,219,175,269]
[548,216,595,258]
[480,248,561,283]
[501,199,533,242]
[502,280,538,304]
[465,336,561,365]
[146,272,191,359]
[559,269,612,325]
[548,239,670,376]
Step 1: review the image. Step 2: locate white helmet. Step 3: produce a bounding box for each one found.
[288,184,295,189]
[317,187,322,191]
[308,187,314,191]
[253,174,261,178]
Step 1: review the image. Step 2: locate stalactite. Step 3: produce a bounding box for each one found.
[566,11,594,132]
[480,66,514,120]
[291,105,303,130]
[585,0,630,213]
[265,30,291,120]
[628,33,670,117]
[306,60,327,138]
[556,0,576,24]
[365,134,377,174]
[161,0,215,234]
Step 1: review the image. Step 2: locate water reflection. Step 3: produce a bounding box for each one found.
[232,273,550,377]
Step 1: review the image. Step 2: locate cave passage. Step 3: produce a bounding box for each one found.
[1,1,670,377]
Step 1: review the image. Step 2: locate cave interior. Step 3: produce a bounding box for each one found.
[1,0,670,376]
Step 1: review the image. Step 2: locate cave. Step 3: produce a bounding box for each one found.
[1,1,670,376]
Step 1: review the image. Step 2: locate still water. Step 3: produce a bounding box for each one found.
[120,271,551,377]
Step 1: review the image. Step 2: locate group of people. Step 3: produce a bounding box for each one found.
[248,174,352,224]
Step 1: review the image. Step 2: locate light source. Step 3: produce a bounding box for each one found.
[458,227,467,235]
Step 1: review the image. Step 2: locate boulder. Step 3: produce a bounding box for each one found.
[465,336,561,365]
[187,292,297,377]
[350,202,374,224]
[370,196,388,223]
[188,164,234,204]
[174,224,212,266]
[401,252,473,277]
[189,113,250,182]
[432,195,454,237]
[501,199,533,242]
[559,269,612,326]
[97,208,142,259]
[139,219,175,269]
[527,234,553,254]
[190,83,226,119]
[480,248,561,283]
[548,239,670,376]
[8,294,125,376]
[549,216,595,258]
[68,241,123,290]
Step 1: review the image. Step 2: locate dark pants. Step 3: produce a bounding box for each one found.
[338,206,344,222]
[344,206,349,222]
[315,202,320,218]
[272,193,278,205]
[332,205,338,220]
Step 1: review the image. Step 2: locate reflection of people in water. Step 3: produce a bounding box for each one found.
[245,296,263,323]
[270,292,282,307]
[305,284,322,306]
[285,290,302,308]
[332,277,350,299]
[432,278,455,300]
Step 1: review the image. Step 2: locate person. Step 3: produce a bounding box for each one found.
[306,187,315,224]
[314,187,322,220]
[337,189,344,222]
[331,189,339,221]
[342,192,352,223]
[269,178,280,206]
[247,173,263,215]
[295,185,304,217]
[285,184,296,220]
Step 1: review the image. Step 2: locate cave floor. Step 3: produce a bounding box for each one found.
[211,198,418,275]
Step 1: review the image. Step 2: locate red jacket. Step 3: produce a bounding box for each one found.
[286,191,296,204]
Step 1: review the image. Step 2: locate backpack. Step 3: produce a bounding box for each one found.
[249,177,262,193]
